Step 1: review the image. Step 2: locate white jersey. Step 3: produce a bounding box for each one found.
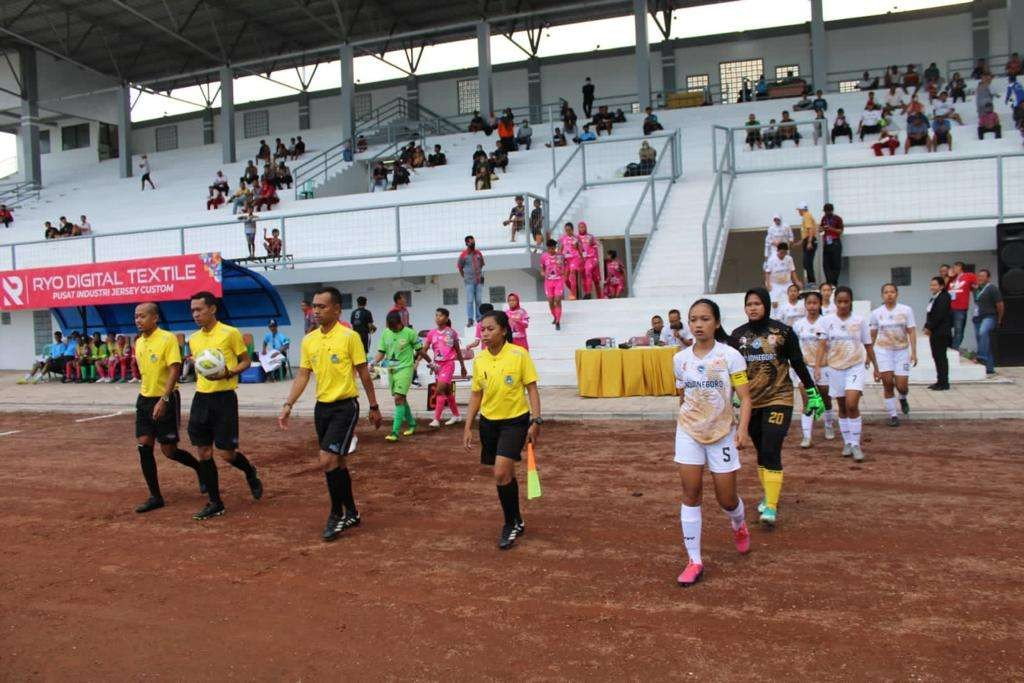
[673,342,748,445]
[764,253,795,287]
[869,303,917,351]
[765,221,792,250]
[792,315,828,367]
[822,313,872,370]
[821,300,837,316]
[776,299,806,328]
[660,324,694,347]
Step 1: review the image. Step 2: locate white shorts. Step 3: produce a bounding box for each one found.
[829,364,865,396]
[790,365,830,387]
[674,427,741,474]
[769,285,788,308]
[876,346,911,376]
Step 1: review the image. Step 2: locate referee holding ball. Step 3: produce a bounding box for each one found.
[463,310,542,550]
[278,287,383,541]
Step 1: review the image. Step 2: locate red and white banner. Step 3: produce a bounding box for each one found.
[0,253,223,311]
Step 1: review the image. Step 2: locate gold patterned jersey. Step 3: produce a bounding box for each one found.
[674,342,748,444]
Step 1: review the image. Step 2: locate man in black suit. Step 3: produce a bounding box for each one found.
[924,275,952,390]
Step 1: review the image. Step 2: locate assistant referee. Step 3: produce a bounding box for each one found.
[279,287,383,541]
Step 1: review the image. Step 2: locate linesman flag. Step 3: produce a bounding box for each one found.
[527,443,542,499]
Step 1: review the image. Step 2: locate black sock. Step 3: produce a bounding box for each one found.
[497,480,517,525]
[167,448,200,471]
[230,451,256,478]
[137,444,161,499]
[199,459,221,503]
[337,467,357,516]
[509,478,521,523]
[325,468,344,515]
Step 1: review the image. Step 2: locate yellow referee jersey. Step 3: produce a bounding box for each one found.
[188,321,248,393]
[471,342,538,420]
[135,328,182,398]
[300,322,366,402]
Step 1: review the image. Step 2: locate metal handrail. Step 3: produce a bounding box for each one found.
[825,63,923,91]
[946,54,1010,80]
[0,180,42,208]
[624,133,677,293]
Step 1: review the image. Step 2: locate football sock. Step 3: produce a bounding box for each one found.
[885,397,898,417]
[168,448,200,471]
[325,468,344,515]
[763,469,784,511]
[509,478,521,522]
[231,451,256,478]
[850,417,863,446]
[337,467,357,515]
[392,407,405,434]
[680,504,702,565]
[403,403,415,426]
[199,459,221,503]
[839,417,851,444]
[448,394,461,417]
[497,480,518,525]
[824,410,836,429]
[434,395,446,421]
[722,498,746,531]
[800,413,813,437]
[757,465,766,489]
[137,444,161,498]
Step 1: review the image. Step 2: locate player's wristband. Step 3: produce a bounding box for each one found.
[369,405,380,412]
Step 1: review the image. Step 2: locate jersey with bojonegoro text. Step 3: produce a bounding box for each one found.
[822,313,872,369]
[674,342,748,444]
[869,303,916,350]
[729,320,805,408]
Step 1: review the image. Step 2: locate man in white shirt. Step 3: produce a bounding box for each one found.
[858,107,884,140]
[931,92,963,125]
[764,242,802,311]
[78,214,92,235]
[660,309,694,348]
[139,155,155,190]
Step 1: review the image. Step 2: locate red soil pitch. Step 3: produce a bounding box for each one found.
[0,412,1022,679]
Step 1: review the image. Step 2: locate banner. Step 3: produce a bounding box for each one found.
[0,253,223,311]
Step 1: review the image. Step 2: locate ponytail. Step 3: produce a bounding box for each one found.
[481,310,514,344]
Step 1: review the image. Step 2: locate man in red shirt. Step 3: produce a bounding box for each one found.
[946,261,977,350]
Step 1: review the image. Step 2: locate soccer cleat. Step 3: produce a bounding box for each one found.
[134,496,165,514]
[322,513,344,542]
[429,419,441,428]
[385,432,399,442]
[402,427,415,436]
[800,436,812,448]
[676,561,704,587]
[842,443,853,457]
[514,518,525,536]
[555,321,561,331]
[445,416,462,426]
[733,522,751,554]
[192,501,225,520]
[759,506,777,527]
[498,523,520,550]
[757,498,766,514]
[851,445,865,462]
[900,397,910,415]
[824,423,835,440]
[340,512,361,530]
[247,472,264,500]
[887,416,900,427]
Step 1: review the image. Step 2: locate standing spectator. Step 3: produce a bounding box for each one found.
[972,269,1003,376]
[0,204,12,228]
[978,103,1002,139]
[78,215,92,235]
[811,109,827,146]
[1004,75,1024,109]
[458,235,486,327]
[1006,52,1023,77]
[263,228,282,259]
[820,203,844,286]
[529,198,545,248]
[139,155,155,190]
[502,195,526,242]
[262,320,291,381]
[582,77,595,118]
[975,74,994,118]
[924,276,952,390]
[371,162,389,192]
[831,108,852,143]
[301,299,317,334]
[797,203,818,284]
[971,58,990,79]
[238,207,258,258]
[350,296,376,353]
[497,114,516,152]
[947,261,977,350]
[516,120,533,150]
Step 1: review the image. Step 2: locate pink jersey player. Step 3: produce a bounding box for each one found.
[604,251,625,298]
[576,221,602,299]
[540,244,565,329]
[559,224,583,300]
[506,292,530,350]
[425,310,466,426]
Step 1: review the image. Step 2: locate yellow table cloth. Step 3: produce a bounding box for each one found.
[574,347,679,397]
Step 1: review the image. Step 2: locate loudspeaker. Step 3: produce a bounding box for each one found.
[996,223,1024,331]
[992,330,1024,366]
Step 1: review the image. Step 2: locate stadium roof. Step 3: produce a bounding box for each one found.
[0,0,725,92]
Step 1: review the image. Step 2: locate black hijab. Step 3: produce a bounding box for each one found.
[744,287,772,331]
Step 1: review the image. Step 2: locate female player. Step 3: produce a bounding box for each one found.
[558,222,583,300]
[373,311,423,442]
[577,221,602,299]
[539,239,565,330]
[603,249,625,299]
[463,310,542,550]
[791,291,836,447]
[506,292,530,350]
[425,307,467,428]
[776,284,806,327]
[820,282,837,316]
[731,288,823,527]
[673,299,753,588]
[869,283,917,427]
[817,286,878,462]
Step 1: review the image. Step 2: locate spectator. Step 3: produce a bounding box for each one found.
[931,113,953,151]
[287,137,298,156]
[764,214,791,261]
[228,181,251,214]
[261,319,290,381]
[563,118,579,141]
[905,112,933,153]
[660,309,693,348]
[975,74,994,118]
[399,141,415,164]
[206,187,225,210]
[738,77,753,103]
[755,74,768,99]
[1007,52,1023,77]
[577,124,596,143]
[970,58,990,79]
[932,91,963,124]
[390,159,412,190]
[19,331,65,383]
[487,110,499,134]
[349,296,376,353]
[593,105,614,136]
[973,268,1003,376]
[763,118,778,149]
[905,93,924,116]
[939,263,952,287]
[883,64,900,89]
[923,62,942,86]
[503,195,526,242]
[43,221,57,239]
[273,138,288,161]
[563,107,578,134]
[371,162,389,192]
[978,103,1002,139]
[1005,75,1024,109]
[820,203,844,285]
[776,110,800,147]
[797,203,818,284]
[343,139,354,162]
[811,109,827,146]
[811,89,828,113]
[410,146,426,169]
[646,315,665,346]
[882,85,907,117]
[858,71,878,90]
[924,276,952,390]
[947,261,977,350]
[793,93,814,111]
[859,105,883,140]
[744,113,763,150]
[294,135,306,157]
[300,299,316,333]
[613,108,627,123]
[427,144,447,166]
[263,228,282,258]
[470,144,488,176]
[637,140,656,175]
[241,160,258,186]
[238,207,258,258]
[254,177,279,210]
[515,120,533,150]
[872,128,900,156]
[865,90,878,110]
[468,110,486,133]
[256,139,271,162]
[582,76,596,118]
[529,198,545,248]
[139,154,155,190]
[59,216,75,236]
[902,63,920,90]
[355,135,367,154]
[278,161,293,189]
[0,204,12,228]
[458,235,485,327]
[545,127,567,148]
[474,163,492,190]
[831,107,853,143]
[497,114,516,152]
[78,215,91,235]
[390,291,412,329]
[642,106,664,135]
[948,72,966,103]
[490,142,508,173]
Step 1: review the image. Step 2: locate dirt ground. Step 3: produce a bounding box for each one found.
[0,412,1021,680]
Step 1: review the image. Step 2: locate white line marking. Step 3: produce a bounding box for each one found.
[0,430,21,437]
[74,412,123,423]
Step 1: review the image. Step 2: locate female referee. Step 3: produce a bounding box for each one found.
[463,310,542,550]
[673,299,752,588]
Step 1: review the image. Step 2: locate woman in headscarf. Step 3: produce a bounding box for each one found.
[505,292,530,350]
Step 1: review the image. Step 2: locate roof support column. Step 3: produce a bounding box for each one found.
[18,47,41,187]
[202,108,215,144]
[633,0,652,110]
[117,82,133,178]
[810,0,827,91]
[219,66,236,164]
[406,75,420,121]
[477,22,493,116]
[660,41,676,94]
[298,91,311,130]
[527,57,542,123]
[339,43,355,143]
[1008,0,1024,61]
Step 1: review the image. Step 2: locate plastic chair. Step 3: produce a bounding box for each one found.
[299,180,315,199]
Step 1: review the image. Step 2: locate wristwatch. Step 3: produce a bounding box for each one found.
[369,404,380,411]
[160,395,171,403]
[282,401,293,409]
[531,417,544,425]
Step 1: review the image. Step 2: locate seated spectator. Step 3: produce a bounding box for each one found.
[763,119,778,149]
[78,215,91,235]
[871,128,900,156]
[229,182,251,214]
[811,109,827,146]
[206,187,225,210]
[355,135,367,154]
[755,74,768,99]
[390,160,412,189]
[474,163,492,190]
[210,170,230,195]
[737,78,753,103]
[745,113,763,150]
[882,85,906,117]
[859,105,883,140]
[948,72,967,103]
[293,135,306,157]
[254,178,280,210]
[287,137,297,156]
[492,141,509,171]
[646,315,665,346]
[883,65,900,89]
[793,93,814,111]
[923,62,942,86]
[932,114,953,151]
[371,162,389,192]
[978,102,1002,139]
[812,89,828,113]
[905,93,924,116]
[43,221,57,239]
[932,92,963,125]
[558,97,569,121]
[576,124,596,143]
[515,120,532,150]
[502,195,526,242]
[471,144,488,176]
[468,111,487,133]
[241,160,259,186]
[902,63,920,90]
[263,163,279,189]
[263,228,282,257]
[563,119,579,140]
[971,58,990,79]
[563,107,578,133]
[497,114,516,151]
[832,108,853,143]
[256,139,271,162]
[277,161,293,189]
[58,216,75,237]
[545,127,567,148]
[613,108,627,123]
[593,105,614,136]
[858,71,878,90]
[1007,52,1023,77]
[273,138,288,161]
[0,204,12,228]
[905,112,933,153]
[399,141,415,164]
[410,146,426,168]
[776,110,800,147]
[487,111,499,134]
[427,144,447,166]
[865,90,878,110]
[642,106,664,135]
[637,140,656,175]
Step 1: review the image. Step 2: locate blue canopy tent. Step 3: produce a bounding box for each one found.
[51,260,290,335]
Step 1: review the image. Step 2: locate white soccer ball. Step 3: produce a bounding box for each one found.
[195,348,227,378]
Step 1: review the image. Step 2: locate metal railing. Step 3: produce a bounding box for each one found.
[702,126,736,292]
[624,133,680,292]
[946,54,1010,80]
[825,63,923,93]
[0,180,41,208]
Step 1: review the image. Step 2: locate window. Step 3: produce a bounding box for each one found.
[719,58,763,104]
[97,122,118,161]
[775,65,800,80]
[891,267,911,287]
[0,312,10,325]
[442,288,459,306]
[242,110,269,138]
[33,310,52,355]
[155,125,179,151]
[61,123,90,151]
[488,286,506,304]
[457,79,480,115]
[39,130,50,154]
[354,93,373,121]
[839,80,860,93]
[339,293,353,310]
[686,74,709,93]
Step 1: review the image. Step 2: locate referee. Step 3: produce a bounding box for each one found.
[463,310,542,550]
[187,291,264,521]
[278,287,383,541]
[132,302,203,513]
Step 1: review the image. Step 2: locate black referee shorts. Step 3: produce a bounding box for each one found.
[747,405,793,471]
[314,398,359,455]
[479,412,530,466]
[187,390,239,451]
[136,390,181,444]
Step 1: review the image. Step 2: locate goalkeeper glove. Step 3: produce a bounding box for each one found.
[804,386,825,419]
